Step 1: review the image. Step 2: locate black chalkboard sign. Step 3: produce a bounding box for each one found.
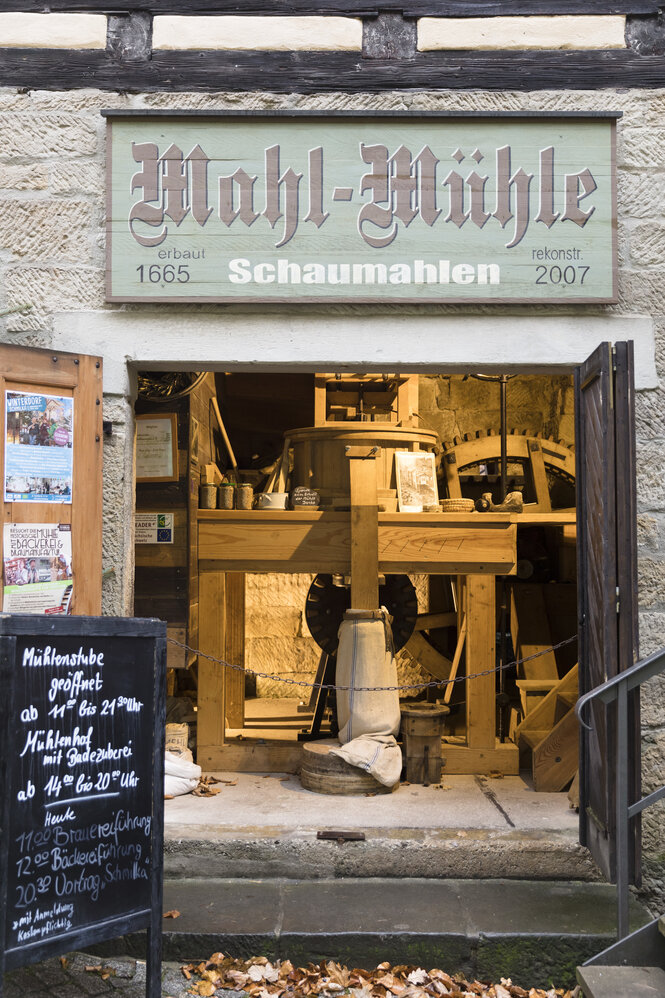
[0,615,166,998]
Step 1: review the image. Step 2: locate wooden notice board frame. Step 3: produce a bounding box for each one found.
[0,343,103,616]
[136,414,179,483]
[0,615,166,998]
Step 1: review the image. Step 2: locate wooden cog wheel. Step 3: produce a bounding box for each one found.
[441,430,576,512]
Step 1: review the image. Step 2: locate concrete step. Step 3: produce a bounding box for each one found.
[576,964,665,997]
[96,878,651,991]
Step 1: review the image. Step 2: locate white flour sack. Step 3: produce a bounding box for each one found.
[164,749,201,797]
[331,608,402,787]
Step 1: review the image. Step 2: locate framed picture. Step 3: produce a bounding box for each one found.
[136,413,179,482]
[395,450,439,513]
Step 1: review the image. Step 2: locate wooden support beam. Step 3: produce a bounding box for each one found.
[196,569,226,767]
[224,572,246,729]
[415,611,458,631]
[466,574,496,751]
[347,445,380,610]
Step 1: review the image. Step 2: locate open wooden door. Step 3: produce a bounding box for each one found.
[575,340,640,883]
[0,343,103,615]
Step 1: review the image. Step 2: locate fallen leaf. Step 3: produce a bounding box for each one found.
[407,971,428,986]
[163,909,180,919]
[488,771,504,780]
[59,957,69,969]
[164,794,175,800]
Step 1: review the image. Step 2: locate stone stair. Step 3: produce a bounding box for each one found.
[95,877,651,993]
[576,914,665,997]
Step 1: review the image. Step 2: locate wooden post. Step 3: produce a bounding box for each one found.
[224,572,246,728]
[466,574,496,751]
[197,569,226,767]
[442,574,520,774]
[346,445,380,610]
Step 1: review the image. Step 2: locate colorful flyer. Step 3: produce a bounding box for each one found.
[4,390,74,503]
[3,522,73,614]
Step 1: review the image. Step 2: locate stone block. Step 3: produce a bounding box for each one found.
[637,513,665,553]
[245,573,314,608]
[630,222,665,267]
[637,556,665,609]
[246,606,303,639]
[4,266,105,331]
[640,672,665,728]
[636,389,665,439]
[0,112,97,159]
[618,128,665,170]
[636,440,665,511]
[0,163,48,190]
[618,171,665,218]
[152,15,362,51]
[638,609,665,657]
[50,160,103,195]
[0,199,95,263]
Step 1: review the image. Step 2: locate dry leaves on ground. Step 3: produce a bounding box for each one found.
[84,965,116,981]
[164,909,181,919]
[181,954,580,998]
[193,776,223,797]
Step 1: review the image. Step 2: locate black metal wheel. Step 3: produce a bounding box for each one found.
[305,574,418,656]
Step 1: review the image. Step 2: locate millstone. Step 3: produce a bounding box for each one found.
[300,739,397,796]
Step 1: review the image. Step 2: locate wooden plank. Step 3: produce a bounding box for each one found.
[405,631,453,682]
[414,611,457,631]
[443,614,467,705]
[515,663,579,744]
[526,439,553,512]
[510,583,559,680]
[4,50,665,95]
[465,574,496,751]
[7,1,657,13]
[198,511,516,574]
[532,708,579,791]
[199,741,303,774]
[72,355,103,614]
[224,572,246,729]
[442,739,519,775]
[196,570,226,758]
[347,449,379,609]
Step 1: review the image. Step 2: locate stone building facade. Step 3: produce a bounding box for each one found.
[0,5,664,907]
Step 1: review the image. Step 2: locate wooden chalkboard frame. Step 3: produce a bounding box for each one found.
[0,615,166,998]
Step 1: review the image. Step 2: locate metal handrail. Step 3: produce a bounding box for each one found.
[576,645,665,939]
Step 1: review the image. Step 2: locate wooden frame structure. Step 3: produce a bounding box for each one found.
[195,507,575,773]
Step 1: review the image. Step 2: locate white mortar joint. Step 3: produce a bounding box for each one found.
[0,12,107,49]
[418,15,627,51]
[152,15,362,52]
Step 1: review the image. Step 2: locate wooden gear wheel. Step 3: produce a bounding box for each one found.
[441,430,576,511]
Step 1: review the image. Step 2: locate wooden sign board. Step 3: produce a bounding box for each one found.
[0,615,166,998]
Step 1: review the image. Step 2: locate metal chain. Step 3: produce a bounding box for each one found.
[167,634,578,694]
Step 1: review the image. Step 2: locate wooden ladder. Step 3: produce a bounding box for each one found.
[514,663,579,791]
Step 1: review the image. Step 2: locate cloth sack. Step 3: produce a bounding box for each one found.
[164,749,201,797]
[330,608,402,787]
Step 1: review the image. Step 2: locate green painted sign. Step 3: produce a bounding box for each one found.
[105,113,617,304]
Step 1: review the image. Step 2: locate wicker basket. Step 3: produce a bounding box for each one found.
[440,498,476,513]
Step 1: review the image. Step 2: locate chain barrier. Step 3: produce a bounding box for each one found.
[167,634,578,694]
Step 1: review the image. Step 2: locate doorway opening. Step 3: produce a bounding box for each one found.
[133,367,579,800]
